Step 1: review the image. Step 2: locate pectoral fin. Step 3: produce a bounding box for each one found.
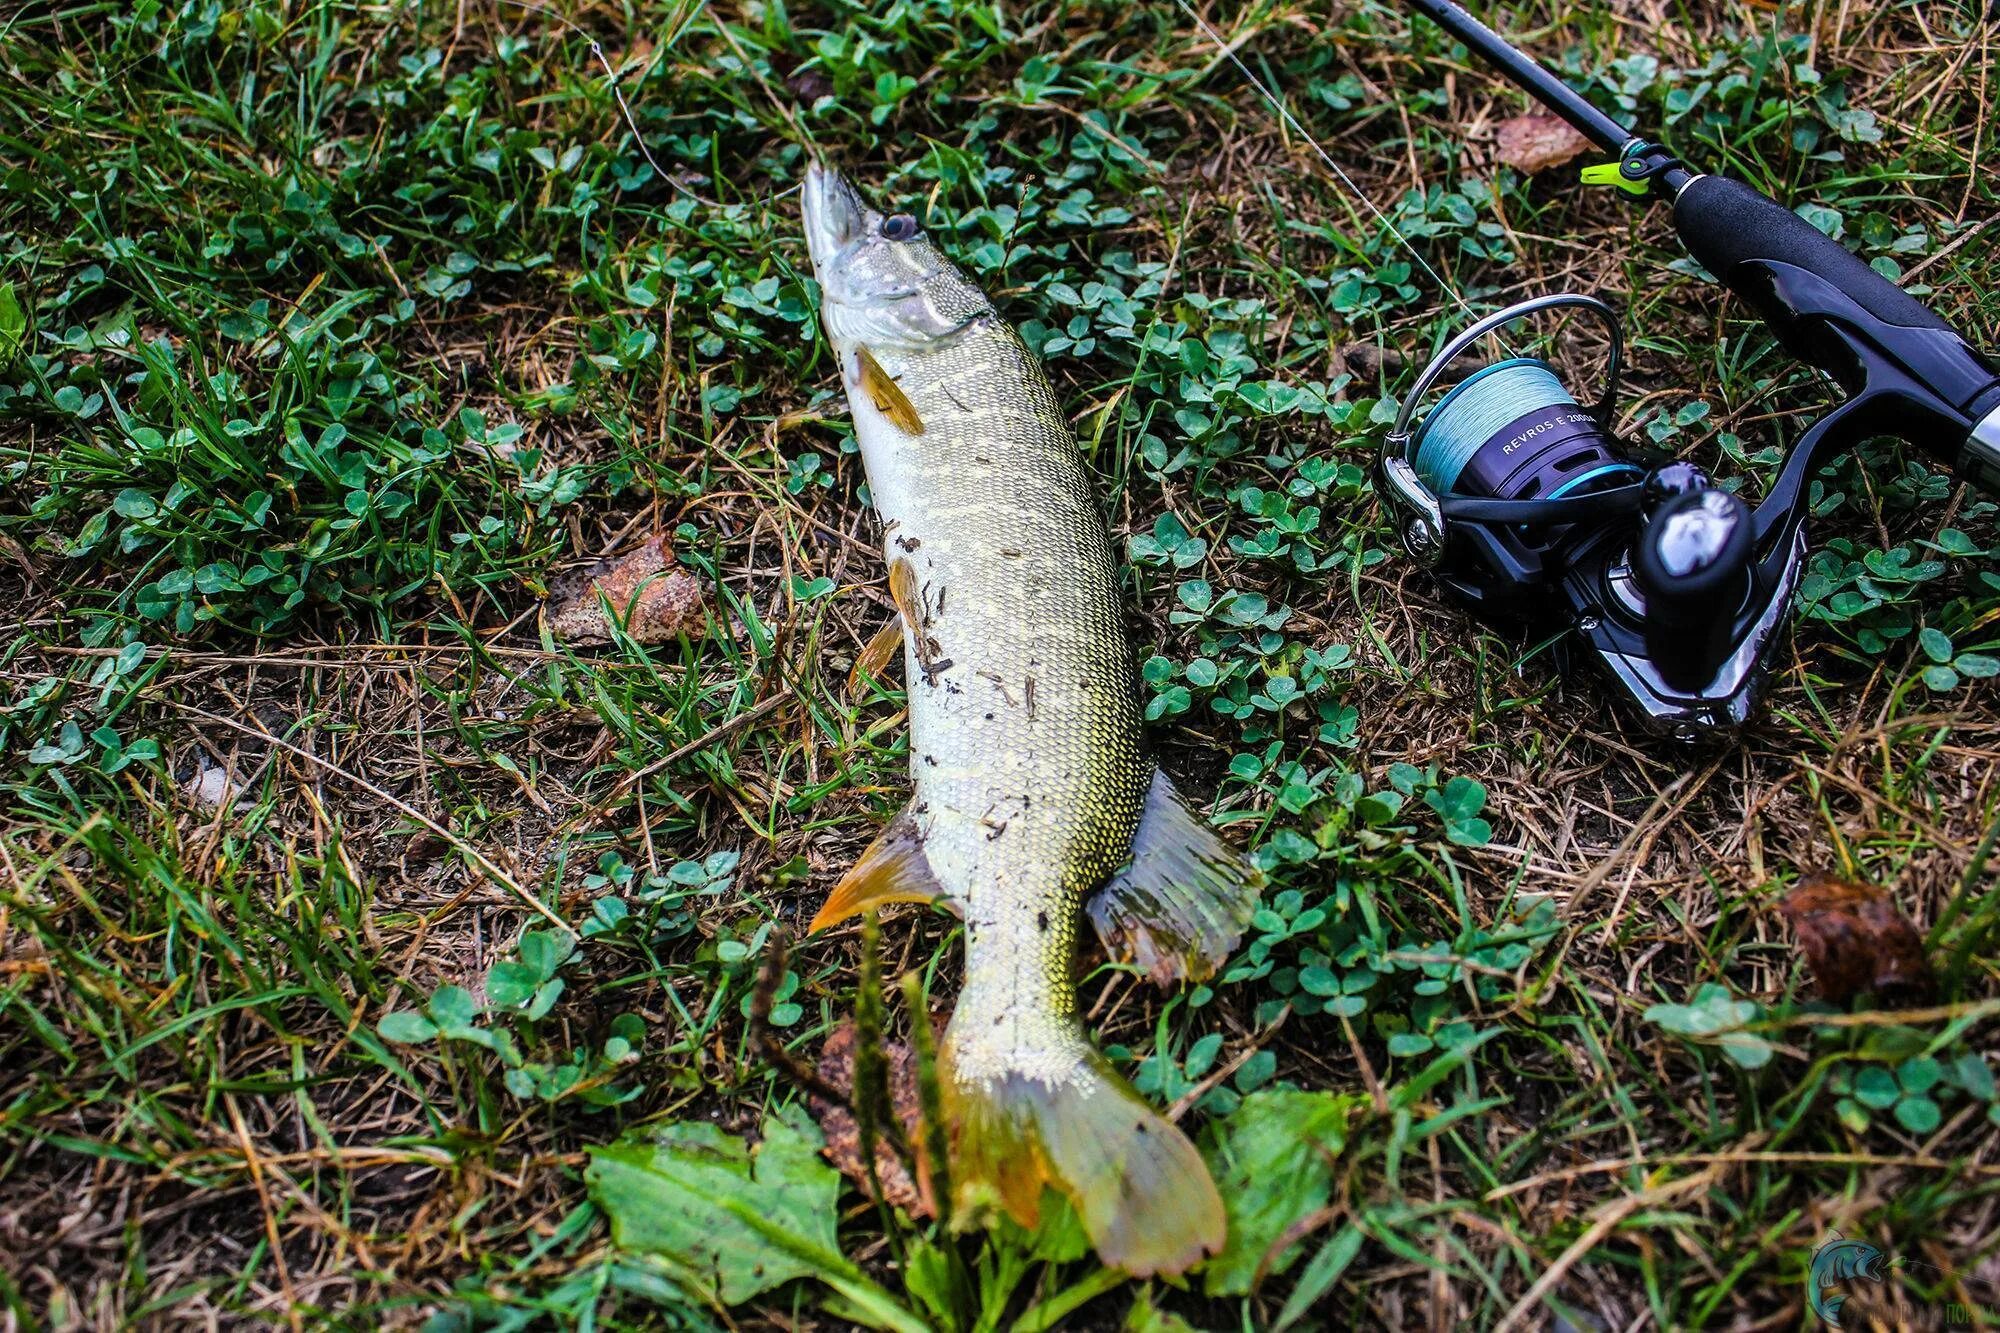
[887,557,923,624]
[1087,769,1264,985]
[856,345,924,435]
[810,805,954,931]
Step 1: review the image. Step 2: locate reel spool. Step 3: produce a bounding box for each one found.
[1380,295,1648,610]
[1410,359,1640,509]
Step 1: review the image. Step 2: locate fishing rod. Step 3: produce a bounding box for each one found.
[1373,0,2000,736]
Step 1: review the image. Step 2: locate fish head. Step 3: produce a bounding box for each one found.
[802,163,991,354]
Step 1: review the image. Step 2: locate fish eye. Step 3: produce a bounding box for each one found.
[882,213,921,242]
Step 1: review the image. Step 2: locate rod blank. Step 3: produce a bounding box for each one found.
[1406,0,1636,153]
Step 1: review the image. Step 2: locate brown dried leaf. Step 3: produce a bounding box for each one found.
[847,616,905,698]
[1778,873,1934,1004]
[769,51,832,105]
[809,1020,932,1218]
[546,536,706,645]
[1494,114,1593,174]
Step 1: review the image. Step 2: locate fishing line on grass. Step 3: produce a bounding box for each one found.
[498,0,729,207]
[1169,0,1484,327]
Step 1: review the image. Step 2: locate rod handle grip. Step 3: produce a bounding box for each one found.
[1672,175,1953,334]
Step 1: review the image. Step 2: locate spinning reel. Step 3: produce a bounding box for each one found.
[1361,0,2000,739]
[1380,295,1791,736]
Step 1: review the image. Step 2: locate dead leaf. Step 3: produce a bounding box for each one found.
[847,616,905,697]
[809,1020,932,1217]
[1778,874,1934,1004]
[546,536,706,645]
[1494,114,1593,174]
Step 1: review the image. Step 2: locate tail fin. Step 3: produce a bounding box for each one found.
[943,1044,1224,1277]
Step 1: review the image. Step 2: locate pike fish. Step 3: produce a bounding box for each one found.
[801,164,1263,1276]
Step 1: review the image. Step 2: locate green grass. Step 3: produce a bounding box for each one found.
[3,0,1999,1327]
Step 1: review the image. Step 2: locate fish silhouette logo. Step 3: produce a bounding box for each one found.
[1808,1232,1890,1326]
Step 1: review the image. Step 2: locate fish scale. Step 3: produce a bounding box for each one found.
[801,163,1263,1277]
[879,321,1148,1054]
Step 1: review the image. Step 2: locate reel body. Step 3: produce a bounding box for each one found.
[1380,295,1802,736]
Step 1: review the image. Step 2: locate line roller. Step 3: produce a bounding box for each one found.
[1183,0,2000,735]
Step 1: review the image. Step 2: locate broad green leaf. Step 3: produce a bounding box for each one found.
[486,960,541,1010]
[1899,1056,1943,1095]
[587,1104,919,1330]
[1298,965,1341,996]
[1426,776,1493,846]
[0,281,23,367]
[899,1241,965,1328]
[1203,1089,1363,1296]
[1848,1064,1896,1104]
[376,1010,437,1044]
[113,489,159,520]
[427,984,482,1037]
[1957,653,2000,679]
[1717,1030,1774,1069]
[1644,983,1771,1068]
[1895,1095,1941,1135]
[1234,1048,1277,1092]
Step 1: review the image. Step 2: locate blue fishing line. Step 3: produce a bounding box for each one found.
[1411,358,1571,494]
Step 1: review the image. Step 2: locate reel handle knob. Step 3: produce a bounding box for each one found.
[1632,483,1755,623]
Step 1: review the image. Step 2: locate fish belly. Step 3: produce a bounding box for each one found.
[849,323,1148,1032]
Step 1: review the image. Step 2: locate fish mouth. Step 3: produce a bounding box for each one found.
[802,162,874,280]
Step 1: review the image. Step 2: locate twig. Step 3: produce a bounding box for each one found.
[1169,1006,1289,1122]
[225,1095,304,1333]
[581,691,791,818]
[1493,1155,1740,1333]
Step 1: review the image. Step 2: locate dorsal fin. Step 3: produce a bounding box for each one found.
[809,805,955,932]
[1087,769,1264,985]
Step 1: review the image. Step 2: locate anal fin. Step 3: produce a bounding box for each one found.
[809,805,953,932]
[1087,769,1264,985]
